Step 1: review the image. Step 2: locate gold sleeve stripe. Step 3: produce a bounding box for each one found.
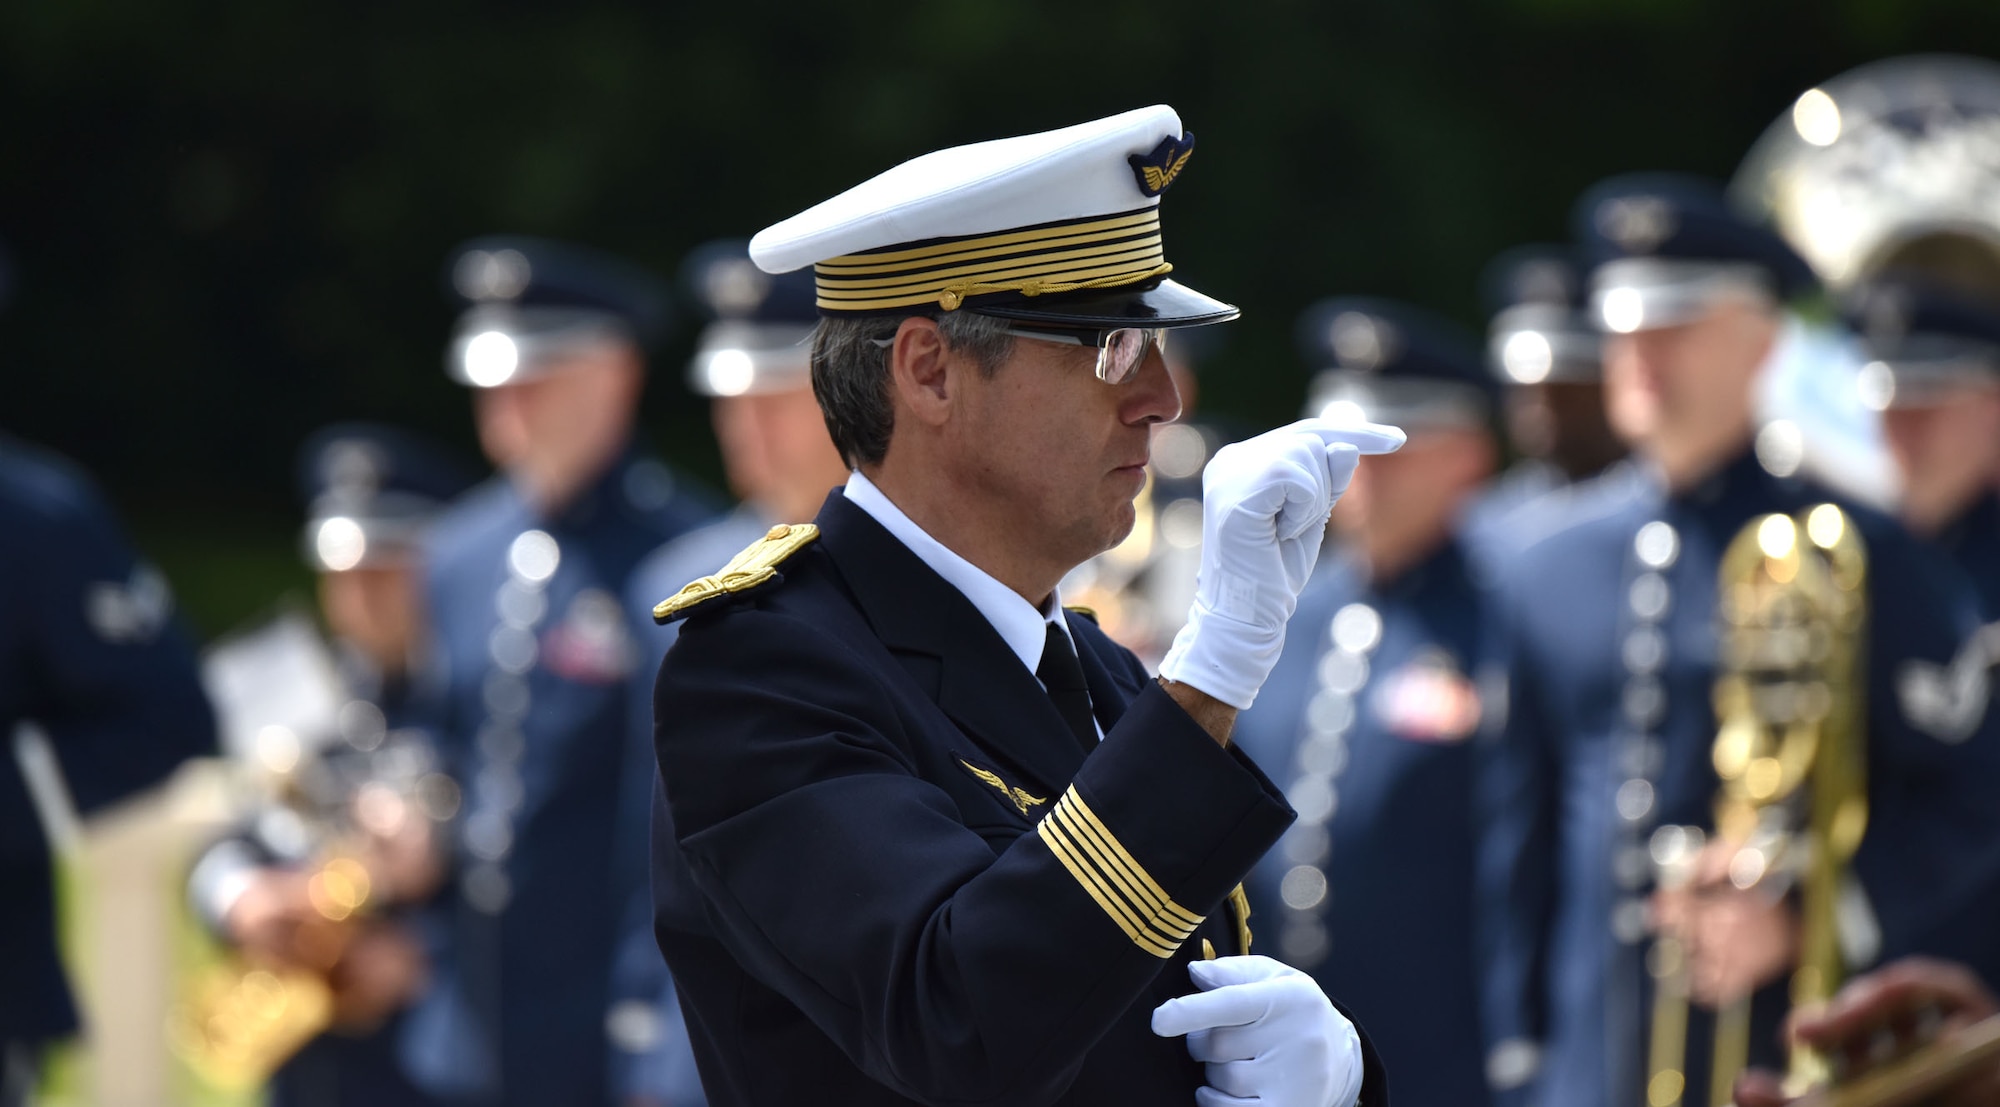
[1034,786,1203,958]
[1055,791,1204,932]
[1037,819,1181,959]
[1049,802,1200,940]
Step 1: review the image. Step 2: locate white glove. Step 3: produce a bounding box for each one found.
[1158,419,1404,709]
[1152,955,1365,1107]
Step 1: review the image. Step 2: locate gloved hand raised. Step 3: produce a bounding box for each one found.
[1152,955,1366,1107]
[1158,419,1404,709]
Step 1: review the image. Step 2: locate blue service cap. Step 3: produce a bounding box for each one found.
[679,238,819,397]
[1295,297,1497,429]
[1480,244,1602,385]
[443,235,672,388]
[1844,279,2000,410]
[297,423,477,571]
[1575,174,1817,333]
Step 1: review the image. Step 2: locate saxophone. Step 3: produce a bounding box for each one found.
[167,854,373,1090]
[1646,505,1867,1106]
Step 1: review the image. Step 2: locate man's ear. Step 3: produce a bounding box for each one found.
[888,316,955,428]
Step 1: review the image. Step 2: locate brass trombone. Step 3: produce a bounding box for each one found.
[1646,505,1868,1106]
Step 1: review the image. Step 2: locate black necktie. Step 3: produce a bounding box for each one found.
[1037,622,1097,753]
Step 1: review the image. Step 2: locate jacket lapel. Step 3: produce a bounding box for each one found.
[814,492,1084,799]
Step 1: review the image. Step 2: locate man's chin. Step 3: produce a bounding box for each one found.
[1082,504,1139,562]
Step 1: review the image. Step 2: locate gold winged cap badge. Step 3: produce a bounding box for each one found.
[959,759,1046,816]
[652,523,819,624]
[1144,147,1194,193]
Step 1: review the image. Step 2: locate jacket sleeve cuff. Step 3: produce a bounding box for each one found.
[1052,682,1295,947]
[186,838,262,937]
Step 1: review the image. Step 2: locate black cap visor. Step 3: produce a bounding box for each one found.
[964,277,1238,330]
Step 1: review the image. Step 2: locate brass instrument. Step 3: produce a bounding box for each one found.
[1797,1013,2000,1107]
[173,612,454,1090]
[1646,505,1868,1106]
[167,855,374,1090]
[1733,55,2000,295]
[1731,56,2000,508]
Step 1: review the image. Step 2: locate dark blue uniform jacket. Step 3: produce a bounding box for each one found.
[649,491,1389,1107]
[408,446,711,1105]
[1908,492,2000,994]
[0,437,215,1044]
[1937,493,2000,622]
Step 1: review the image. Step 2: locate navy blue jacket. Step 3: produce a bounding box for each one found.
[1936,493,2000,623]
[1904,492,2000,994]
[405,446,711,1106]
[1474,448,2000,1107]
[0,437,215,1043]
[649,491,1389,1107]
[1236,537,1491,1107]
[608,510,780,1107]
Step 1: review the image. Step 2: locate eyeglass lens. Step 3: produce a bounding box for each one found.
[1096,328,1167,384]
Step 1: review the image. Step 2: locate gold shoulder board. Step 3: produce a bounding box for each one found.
[652,523,819,625]
[1063,605,1099,624]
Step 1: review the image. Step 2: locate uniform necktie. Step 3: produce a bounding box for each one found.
[1037,622,1097,753]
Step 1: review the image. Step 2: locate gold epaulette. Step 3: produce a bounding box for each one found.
[652,523,819,625]
[1063,605,1099,624]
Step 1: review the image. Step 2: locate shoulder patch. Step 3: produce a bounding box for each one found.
[1063,604,1099,625]
[652,523,819,625]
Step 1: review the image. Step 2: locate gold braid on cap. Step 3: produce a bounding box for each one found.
[813,208,1172,313]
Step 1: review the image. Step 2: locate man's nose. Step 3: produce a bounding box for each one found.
[1122,344,1183,426]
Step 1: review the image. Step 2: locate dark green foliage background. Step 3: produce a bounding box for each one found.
[2,1,1994,633]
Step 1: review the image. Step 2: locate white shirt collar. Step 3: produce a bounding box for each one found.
[842,470,1070,677]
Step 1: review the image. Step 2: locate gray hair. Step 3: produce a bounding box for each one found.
[810,312,1016,468]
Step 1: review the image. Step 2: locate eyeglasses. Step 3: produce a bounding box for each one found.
[869,323,1168,385]
[996,325,1168,385]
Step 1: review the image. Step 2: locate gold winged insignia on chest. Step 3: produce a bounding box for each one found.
[958,759,1046,816]
[652,523,819,624]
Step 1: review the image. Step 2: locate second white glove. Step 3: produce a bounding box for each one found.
[1151,955,1365,1107]
[1158,419,1403,709]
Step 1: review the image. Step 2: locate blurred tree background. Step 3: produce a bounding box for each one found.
[2,0,1996,637]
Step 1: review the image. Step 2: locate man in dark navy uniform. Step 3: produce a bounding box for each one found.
[188,424,474,1106]
[1234,299,1502,1107]
[406,238,714,1106]
[1840,278,2000,1002]
[1845,278,2000,620]
[612,242,844,1106]
[1472,176,2000,1107]
[0,246,217,1105]
[1468,246,1624,541]
[647,107,1399,1106]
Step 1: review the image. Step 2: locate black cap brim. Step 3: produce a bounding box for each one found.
[965,278,1238,329]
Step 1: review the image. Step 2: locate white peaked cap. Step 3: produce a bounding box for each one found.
[750,106,1182,274]
[744,106,1236,328]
